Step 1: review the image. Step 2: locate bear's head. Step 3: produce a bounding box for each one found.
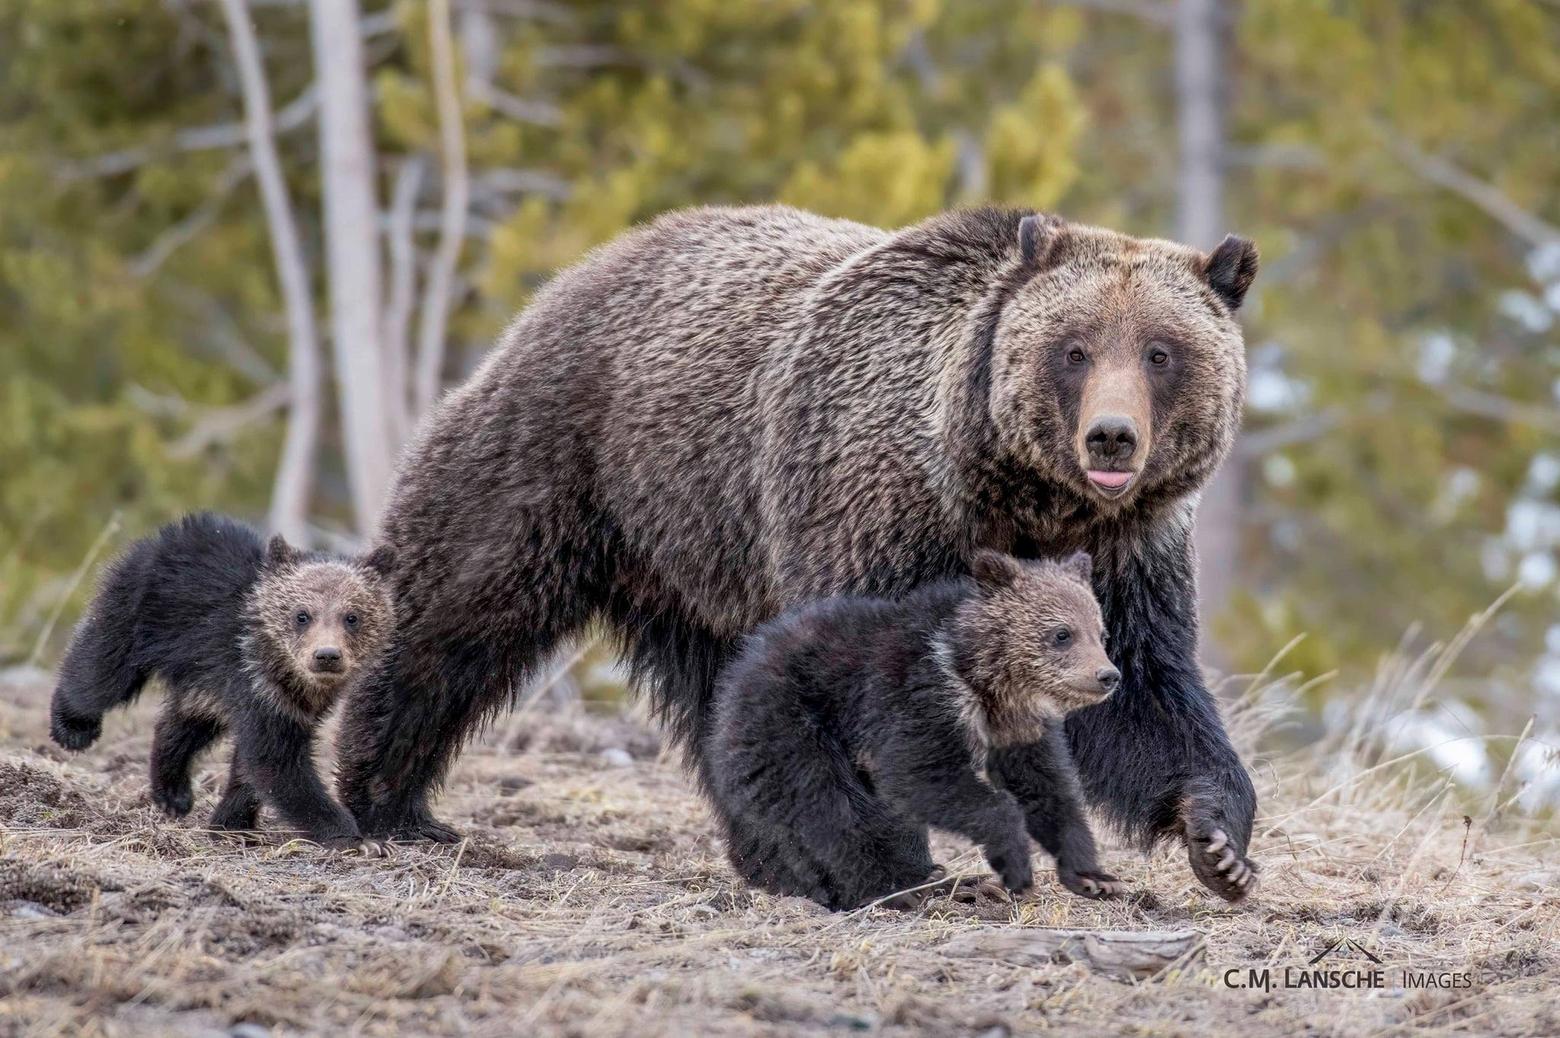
[942,549,1118,748]
[246,536,398,715]
[989,214,1257,512]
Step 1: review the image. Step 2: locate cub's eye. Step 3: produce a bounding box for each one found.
[343,612,360,630]
[1148,346,1170,366]
[1066,345,1087,365]
[1053,628,1073,647]
[294,610,311,627]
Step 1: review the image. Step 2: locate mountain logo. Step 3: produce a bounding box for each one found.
[1307,937,1383,965]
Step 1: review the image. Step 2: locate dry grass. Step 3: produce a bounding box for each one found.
[1,637,1557,1037]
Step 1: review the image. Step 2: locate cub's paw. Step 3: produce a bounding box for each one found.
[1187,827,1259,902]
[1058,867,1125,899]
[364,805,462,844]
[50,713,101,751]
[396,816,460,844]
[985,851,1035,898]
[151,782,194,819]
[888,865,1007,908]
[317,835,394,857]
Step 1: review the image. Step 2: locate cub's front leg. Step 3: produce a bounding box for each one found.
[990,723,1124,899]
[231,699,386,855]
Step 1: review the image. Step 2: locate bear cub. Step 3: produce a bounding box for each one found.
[49,512,395,852]
[706,550,1123,910]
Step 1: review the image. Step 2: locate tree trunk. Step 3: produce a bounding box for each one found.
[415,0,470,416]
[220,0,321,546]
[1175,0,1241,663]
[308,0,393,533]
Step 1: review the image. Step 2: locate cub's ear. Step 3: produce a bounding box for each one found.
[1058,550,1093,586]
[1017,213,1065,267]
[264,534,301,570]
[362,544,397,579]
[1203,234,1259,311]
[971,549,1024,590]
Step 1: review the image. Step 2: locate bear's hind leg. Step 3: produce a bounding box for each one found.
[149,708,223,818]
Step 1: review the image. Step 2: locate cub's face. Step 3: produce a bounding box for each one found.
[952,550,1118,747]
[252,538,397,703]
[990,217,1256,512]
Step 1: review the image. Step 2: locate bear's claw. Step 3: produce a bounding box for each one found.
[1189,826,1259,902]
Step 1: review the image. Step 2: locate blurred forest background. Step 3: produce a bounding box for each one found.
[1,1,1557,757]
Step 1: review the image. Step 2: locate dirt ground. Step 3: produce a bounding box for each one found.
[1,663,1556,1038]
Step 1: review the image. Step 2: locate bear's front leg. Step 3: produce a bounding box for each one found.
[1067,517,1259,903]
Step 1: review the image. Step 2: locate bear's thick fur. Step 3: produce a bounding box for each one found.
[50,513,395,851]
[707,550,1126,910]
[336,204,1261,900]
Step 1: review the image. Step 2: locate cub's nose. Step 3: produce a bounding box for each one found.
[313,646,342,665]
[1086,416,1139,463]
[1096,666,1121,694]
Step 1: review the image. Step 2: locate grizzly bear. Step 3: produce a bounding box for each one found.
[335,204,1261,901]
[707,550,1131,910]
[50,513,395,852]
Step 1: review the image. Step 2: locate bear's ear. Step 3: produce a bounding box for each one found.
[1017,213,1064,268]
[971,549,1024,591]
[362,544,397,579]
[1202,234,1259,311]
[264,534,301,570]
[1058,550,1093,586]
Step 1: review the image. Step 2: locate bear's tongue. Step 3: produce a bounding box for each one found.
[1087,470,1133,489]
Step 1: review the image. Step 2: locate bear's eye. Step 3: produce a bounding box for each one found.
[1053,627,1072,646]
[294,610,311,627]
[343,612,360,630]
[1148,345,1170,366]
[1066,345,1087,365]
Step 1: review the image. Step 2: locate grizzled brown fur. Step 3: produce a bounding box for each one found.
[707,551,1121,909]
[335,204,1261,900]
[49,513,394,850]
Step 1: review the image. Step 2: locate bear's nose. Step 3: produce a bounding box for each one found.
[1096,666,1121,693]
[313,646,342,664]
[1086,416,1138,463]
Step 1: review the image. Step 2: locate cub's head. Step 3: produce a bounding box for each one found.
[945,550,1117,747]
[248,536,397,708]
[990,213,1257,512]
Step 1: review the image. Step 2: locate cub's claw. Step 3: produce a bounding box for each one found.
[318,835,393,857]
[1059,868,1124,900]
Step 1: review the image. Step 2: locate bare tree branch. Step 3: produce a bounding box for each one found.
[415,0,471,415]
[453,0,575,23]
[1052,0,1172,27]
[1384,132,1560,249]
[383,153,427,443]
[140,382,294,459]
[219,0,324,544]
[475,167,572,200]
[1433,382,1560,433]
[1238,409,1345,457]
[468,81,564,127]
[62,86,318,180]
[129,154,253,278]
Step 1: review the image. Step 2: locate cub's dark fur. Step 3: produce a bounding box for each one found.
[49,513,394,850]
[707,550,1122,910]
[336,204,1260,901]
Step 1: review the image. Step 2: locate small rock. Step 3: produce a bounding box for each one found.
[599,747,634,768]
[497,775,532,794]
[9,900,59,920]
[229,1024,270,1038]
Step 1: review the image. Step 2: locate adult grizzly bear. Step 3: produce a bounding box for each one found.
[336,205,1261,901]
